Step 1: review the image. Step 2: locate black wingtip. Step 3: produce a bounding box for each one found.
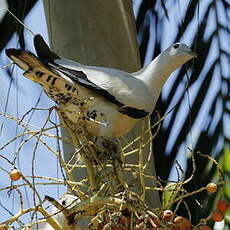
[5,48,23,57]
[44,195,55,202]
[33,34,60,63]
[33,34,46,48]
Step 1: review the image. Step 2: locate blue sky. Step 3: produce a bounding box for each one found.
[0,1,66,225]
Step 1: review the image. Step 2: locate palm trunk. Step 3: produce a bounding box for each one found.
[43,0,160,212]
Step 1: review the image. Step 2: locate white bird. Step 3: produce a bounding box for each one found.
[31,194,80,230]
[6,35,196,138]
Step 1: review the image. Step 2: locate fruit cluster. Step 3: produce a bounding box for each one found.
[5,173,229,229]
[161,211,192,230]
[211,199,228,222]
[100,211,193,230]
[100,197,229,230]
[197,199,228,230]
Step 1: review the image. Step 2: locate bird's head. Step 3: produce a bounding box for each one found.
[59,194,81,209]
[166,42,197,61]
[154,42,197,73]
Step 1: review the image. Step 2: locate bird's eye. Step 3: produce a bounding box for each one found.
[173,44,179,49]
[61,200,66,206]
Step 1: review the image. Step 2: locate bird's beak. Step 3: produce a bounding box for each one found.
[187,50,197,58]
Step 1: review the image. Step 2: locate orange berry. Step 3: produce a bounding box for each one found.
[199,225,212,230]
[119,216,129,227]
[217,200,229,212]
[0,225,8,230]
[9,169,22,181]
[174,216,192,230]
[163,210,174,222]
[212,210,224,222]
[102,223,115,230]
[102,223,125,230]
[206,183,217,193]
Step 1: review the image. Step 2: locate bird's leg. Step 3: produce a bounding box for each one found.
[91,137,125,179]
[88,137,122,167]
[54,107,98,191]
[45,195,78,227]
[112,157,129,190]
[101,138,121,158]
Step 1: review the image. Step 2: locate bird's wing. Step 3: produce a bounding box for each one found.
[51,60,154,113]
[33,34,154,115]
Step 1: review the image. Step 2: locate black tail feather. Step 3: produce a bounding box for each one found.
[33,34,60,63]
[5,48,23,57]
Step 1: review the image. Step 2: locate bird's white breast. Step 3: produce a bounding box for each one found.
[58,92,138,138]
[25,66,141,138]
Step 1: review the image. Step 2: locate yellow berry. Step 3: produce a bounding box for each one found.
[206,183,217,193]
[9,169,22,181]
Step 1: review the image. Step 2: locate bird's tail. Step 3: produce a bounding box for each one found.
[5,48,57,84]
[5,48,77,104]
[33,34,60,63]
[5,33,62,86]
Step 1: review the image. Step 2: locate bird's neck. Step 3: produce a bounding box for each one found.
[134,53,181,98]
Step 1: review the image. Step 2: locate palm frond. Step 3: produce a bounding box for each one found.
[136,0,230,223]
[0,0,37,51]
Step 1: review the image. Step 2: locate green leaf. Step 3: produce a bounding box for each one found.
[223,144,230,173]
[162,183,180,209]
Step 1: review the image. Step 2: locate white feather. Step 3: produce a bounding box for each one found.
[30,194,81,230]
[54,43,195,113]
